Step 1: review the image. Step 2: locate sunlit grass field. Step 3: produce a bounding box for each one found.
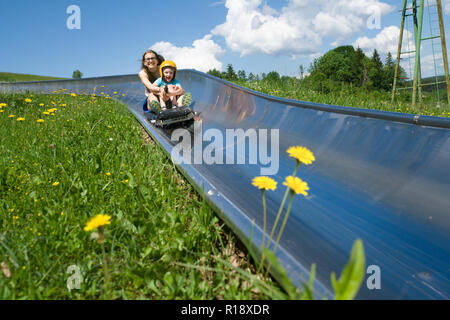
[0,72,66,83]
[0,92,288,299]
[233,78,450,118]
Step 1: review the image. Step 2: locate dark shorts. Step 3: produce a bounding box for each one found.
[143,97,153,113]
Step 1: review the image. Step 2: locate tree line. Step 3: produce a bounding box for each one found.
[208,45,406,93]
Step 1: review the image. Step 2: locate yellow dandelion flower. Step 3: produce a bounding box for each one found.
[0,110,4,113]
[106,172,111,176]
[25,98,32,103]
[84,214,111,231]
[121,179,129,184]
[287,146,315,165]
[61,212,64,216]
[71,93,76,97]
[283,176,309,196]
[252,176,277,191]
[37,119,44,123]
[9,114,15,118]
[39,103,44,107]
[16,117,25,121]
[52,182,60,186]
[43,111,49,115]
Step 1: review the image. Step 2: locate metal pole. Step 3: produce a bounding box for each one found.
[417,0,425,110]
[412,0,424,109]
[412,0,418,108]
[436,0,450,108]
[418,1,424,109]
[392,0,408,104]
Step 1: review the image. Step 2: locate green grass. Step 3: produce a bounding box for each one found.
[0,72,66,83]
[0,92,287,299]
[233,78,450,118]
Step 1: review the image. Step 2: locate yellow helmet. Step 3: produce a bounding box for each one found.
[159,60,177,79]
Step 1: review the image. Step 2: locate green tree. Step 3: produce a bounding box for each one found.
[309,46,354,83]
[368,49,384,90]
[248,72,255,81]
[264,71,280,82]
[237,70,247,81]
[299,64,305,79]
[225,64,237,80]
[351,47,366,86]
[308,58,319,74]
[382,52,396,90]
[207,68,222,78]
[72,70,83,79]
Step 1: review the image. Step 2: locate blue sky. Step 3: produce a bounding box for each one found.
[1,0,449,79]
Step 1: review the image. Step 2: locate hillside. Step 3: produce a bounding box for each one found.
[0,72,66,83]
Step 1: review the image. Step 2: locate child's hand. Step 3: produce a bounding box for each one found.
[160,87,168,100]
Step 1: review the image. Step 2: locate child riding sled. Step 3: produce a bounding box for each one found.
[149,60,192,113]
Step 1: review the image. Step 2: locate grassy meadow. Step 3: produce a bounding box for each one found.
[0,92,290,299]
[233,78,450,118]
[0,72,66,83]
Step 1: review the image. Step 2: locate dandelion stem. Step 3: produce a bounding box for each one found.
[265,191,294,278]
[292,161,299,177]
[257,191,267,275]
[99,228,111,299]
[259,186,288,276]
[260,161,300,277]
[274,191,294,253]
[266,188,288,248]
[265,161,299,249]
[261,190,267,249]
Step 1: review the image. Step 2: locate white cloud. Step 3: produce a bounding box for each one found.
[353,25,450,78]
[420,53,440,77]
[150,35,225,72]
[212,0,319,56]
[211,0,394,57]
[312,0,393,43]
[353,25,414,56]
[309,52,322,61]
[419,49,450,77]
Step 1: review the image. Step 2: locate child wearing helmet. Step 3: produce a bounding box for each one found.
[151,60,192,112]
